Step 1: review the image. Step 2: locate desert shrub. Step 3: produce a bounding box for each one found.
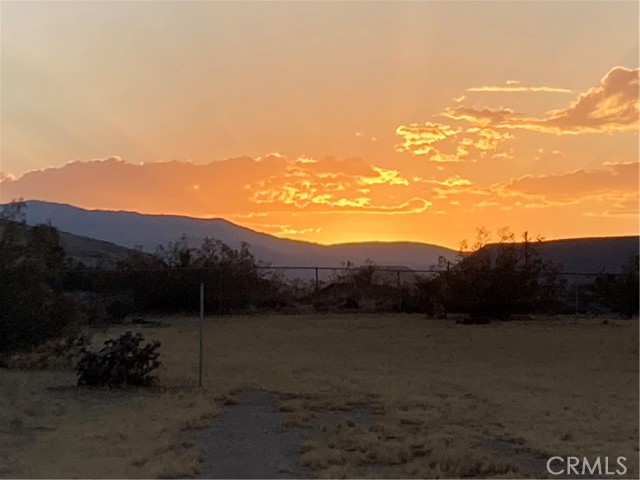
[76,331,161,386]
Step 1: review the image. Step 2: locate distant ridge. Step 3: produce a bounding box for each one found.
[4,200,637,276]
[11,200,457,271]
[479,236,639,274]
[0,219,140,268]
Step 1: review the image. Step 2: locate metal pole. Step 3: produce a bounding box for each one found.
[574,282,578,323]
[315,267,319,293]
[199,282,204,387]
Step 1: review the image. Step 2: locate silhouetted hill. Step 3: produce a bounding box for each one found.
[478,236,639,274]
[0,219,141,268]
[10,201,457,273]
[6,201,637,277]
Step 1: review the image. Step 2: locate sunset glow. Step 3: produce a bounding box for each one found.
[1,1,638,248]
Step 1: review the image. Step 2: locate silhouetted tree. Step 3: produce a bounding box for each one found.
[107,236,276,314]
[0,200,75,353]
[443,228,564,319]
[587,255,639,318]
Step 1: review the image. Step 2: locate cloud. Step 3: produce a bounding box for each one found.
[394,122,462,156]
[255,152,285,161]
[490,152,514,160]
[582,193,639,217]
[504,162,639,200]
[442,163,640,215]
[1,155,432,218]
[248,157,430,214]
[436,176,474,188]
[414,163,639,218]
[359,167,409,186]
[355,131,379,143]
[464,128,515,152]
[466,85,572,93]
[441,106,515,127]
[0,172,16,183]
[443,66,639,135]
[234,222,323,237]
[2,154,635,242]
[295,155,316,164]
[395,121,515,161]
[424,175,491,200]
[0,155,289,217]
[537,66,639,133]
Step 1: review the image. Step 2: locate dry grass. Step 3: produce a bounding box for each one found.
[1,314,638,478]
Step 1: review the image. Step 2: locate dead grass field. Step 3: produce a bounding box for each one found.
[1,314,638,478]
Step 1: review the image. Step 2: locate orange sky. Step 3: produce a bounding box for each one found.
[1,2,638,249]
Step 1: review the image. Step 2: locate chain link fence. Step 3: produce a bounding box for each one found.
[59,265,636,320]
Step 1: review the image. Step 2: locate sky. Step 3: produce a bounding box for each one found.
[1,1,638,249]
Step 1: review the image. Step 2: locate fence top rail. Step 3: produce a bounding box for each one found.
[60,265,630,276]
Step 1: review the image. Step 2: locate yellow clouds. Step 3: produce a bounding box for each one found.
[248,157,430,215]
[436,176,473,188]
[359,167,409,186]
[394,123,462,156]
[294,155,317,164]
[394,122,514,161]
[0,155,433,220]
[464,128,514,152]
[2,154,636,246]
[466,84,573,94]
[442,67,639,135]
[395,66,638,172]
[424,175,490,201]
[441,107,516,128]
[229,222,323,238]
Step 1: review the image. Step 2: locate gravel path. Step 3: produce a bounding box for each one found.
[180,390,375,479]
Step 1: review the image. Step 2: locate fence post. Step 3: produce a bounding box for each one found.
[315,267,319,293]
[574,282,578,323]
[396,270,401,288]
[199,282,204,388]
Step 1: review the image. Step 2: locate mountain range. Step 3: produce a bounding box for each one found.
[13,201,457,271]
[3,200,637,276]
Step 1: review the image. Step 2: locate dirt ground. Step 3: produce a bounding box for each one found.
[1,314,638,478]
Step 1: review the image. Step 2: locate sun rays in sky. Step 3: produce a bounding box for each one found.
[1,1,638,248]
